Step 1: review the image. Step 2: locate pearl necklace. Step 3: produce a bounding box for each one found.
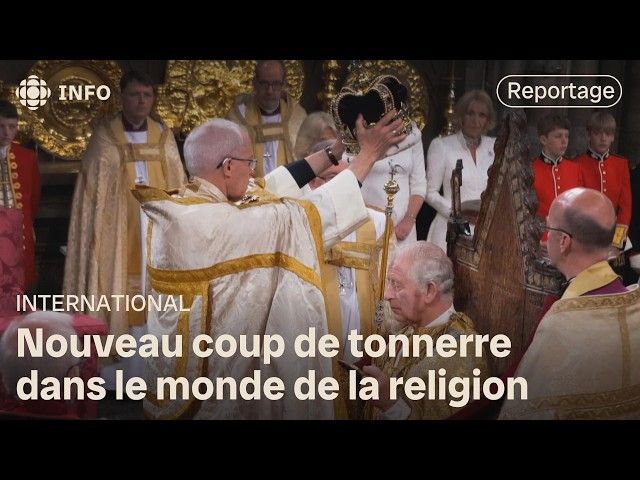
[463,134,481,147]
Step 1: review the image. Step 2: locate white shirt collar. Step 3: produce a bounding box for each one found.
[427,304,456,328]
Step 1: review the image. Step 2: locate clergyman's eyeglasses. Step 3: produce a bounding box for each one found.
[541,225,573,238]
[217,157,257,170]
[256,80,284,90]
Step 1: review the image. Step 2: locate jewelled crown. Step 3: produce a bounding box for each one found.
[330,68,412,155]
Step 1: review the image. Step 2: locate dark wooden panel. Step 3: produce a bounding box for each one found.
[33,161,77,297]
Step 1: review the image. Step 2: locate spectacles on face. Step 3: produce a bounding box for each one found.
[256,79,284,91]
[541,225,573,238]
[217,156,257,170]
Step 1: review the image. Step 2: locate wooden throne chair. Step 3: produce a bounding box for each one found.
[447,108,564,376]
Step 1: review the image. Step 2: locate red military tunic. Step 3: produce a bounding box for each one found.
[533,153,584,219]
[5,143,41,290]
[576,149,631,247]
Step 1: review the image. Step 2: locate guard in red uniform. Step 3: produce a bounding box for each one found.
[575,112,631,253]
[532,113,584,258]
[0,100,41,292]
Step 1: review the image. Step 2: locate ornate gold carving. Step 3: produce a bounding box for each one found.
[155,60,305,140]
[318,60,342,112]
[322,60,428,131]
[24,60,122,160]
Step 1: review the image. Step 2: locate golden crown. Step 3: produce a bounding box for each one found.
[330,70,412,155]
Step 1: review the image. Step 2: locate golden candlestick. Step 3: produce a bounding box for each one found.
[440,61,457,138]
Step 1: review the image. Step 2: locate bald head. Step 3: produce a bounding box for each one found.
[551,187,616,252]
[184,118,248,178]
[255,60,286,81]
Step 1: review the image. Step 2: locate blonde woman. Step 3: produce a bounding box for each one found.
[425,89,496,252]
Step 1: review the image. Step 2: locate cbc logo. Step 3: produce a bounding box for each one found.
[15,75,52,111]
[15,74,112,111]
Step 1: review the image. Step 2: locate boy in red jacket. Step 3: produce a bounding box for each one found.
[575,112,631,264]
[532,113,584,258]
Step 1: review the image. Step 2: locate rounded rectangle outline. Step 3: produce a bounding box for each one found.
[496,74,622,108]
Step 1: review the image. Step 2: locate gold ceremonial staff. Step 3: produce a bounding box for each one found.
[375,166,400,330]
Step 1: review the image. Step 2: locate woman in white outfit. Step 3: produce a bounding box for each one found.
[345,120,426,245]
[425,90,496,252]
